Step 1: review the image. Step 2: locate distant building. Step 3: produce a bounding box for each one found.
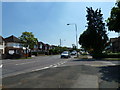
[51,45,57,49]
[110,37,120,52]
[0,36,5,59]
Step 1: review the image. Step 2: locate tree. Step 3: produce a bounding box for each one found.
[106,1,120,33]
[19,32,38,49]
[19,32,38,58]
[79,7,108,55]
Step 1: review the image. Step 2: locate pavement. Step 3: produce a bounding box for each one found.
[1,55,120,89]
[2,65,100,88]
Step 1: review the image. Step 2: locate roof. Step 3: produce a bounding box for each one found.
[0,36,4,43]
[38,42,44,45]
[110,37,120,43]
[45,44,50,46]
[5,35,21,43]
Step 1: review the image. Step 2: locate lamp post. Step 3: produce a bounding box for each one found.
[67,23,78,57]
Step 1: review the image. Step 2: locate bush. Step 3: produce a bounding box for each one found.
[31,52,38,56]
[49,49,59,55]
[92,53,120,59]
[38,51,45,54]
[81,52,88,55]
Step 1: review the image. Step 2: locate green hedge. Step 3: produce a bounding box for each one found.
[92,53,120,59]
[31,52,38,56]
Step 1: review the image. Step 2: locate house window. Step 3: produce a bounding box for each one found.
[40,44,42,49]
[34,45,37,48]
[9,50,14,55]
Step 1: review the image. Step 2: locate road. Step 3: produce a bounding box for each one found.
[1,55,120,88]
[2,55,70,78]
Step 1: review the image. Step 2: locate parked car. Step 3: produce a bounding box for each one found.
[71,50,77,55]
[61,51,71,58]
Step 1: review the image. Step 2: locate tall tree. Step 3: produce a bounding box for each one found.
[79,7,108,54]
[19,32,38,49]
[106,1,120,33]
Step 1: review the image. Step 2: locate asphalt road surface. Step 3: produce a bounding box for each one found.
[2,55,70,78]
[1,55,120,88]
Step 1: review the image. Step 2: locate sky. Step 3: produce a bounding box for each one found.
[1,1,119,48]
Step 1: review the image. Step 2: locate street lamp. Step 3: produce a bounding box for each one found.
[67,23,78,57]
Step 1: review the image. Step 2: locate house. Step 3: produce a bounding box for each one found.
[0,36,5,59]
[44,44,50,55]
[110,37,120,52]
[38,42,45,54]
[4,35,24,59]
[51,45,56,50]
[45,44,50,51]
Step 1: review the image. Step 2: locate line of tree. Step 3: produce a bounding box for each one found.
[79,7,108,56]
[79,1,120,57]
[106,1,120,33]
[19,32,38,49]
[19,31,71,56]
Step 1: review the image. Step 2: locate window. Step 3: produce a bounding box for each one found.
[9,50,14,55]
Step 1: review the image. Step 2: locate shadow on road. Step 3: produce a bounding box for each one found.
[72,59,96,61]
[98,65,120,83]
[72,59,120,61]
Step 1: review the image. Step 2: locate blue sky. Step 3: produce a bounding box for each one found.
[2,2,118,48]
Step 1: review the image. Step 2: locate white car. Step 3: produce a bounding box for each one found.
[71,50,77,55]
[61,51,71,58]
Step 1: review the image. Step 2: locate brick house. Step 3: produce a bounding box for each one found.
[4,35,24,59]
[38,42,45,52]
[110,37,120,52]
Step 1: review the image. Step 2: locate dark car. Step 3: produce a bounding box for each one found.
[61,51,71,58]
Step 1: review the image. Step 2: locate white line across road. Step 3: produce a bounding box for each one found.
[32,61,68,72]
[0,64,2,68]
[15,61,38,65]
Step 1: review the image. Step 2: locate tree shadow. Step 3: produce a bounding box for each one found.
[98,65,120,83]
[72,59,96,61]
[72,58,120,62]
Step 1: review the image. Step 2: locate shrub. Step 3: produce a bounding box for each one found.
[92,53,120,59]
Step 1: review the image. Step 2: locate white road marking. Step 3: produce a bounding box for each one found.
[32,67,49,72]
[31,61,68,72]
[53,65,58,67]
[15,61,36,65]
[49,65,53,67]
[0,64,2,68]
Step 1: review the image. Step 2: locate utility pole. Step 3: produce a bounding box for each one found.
[60,38,62,47]
[67,23,79,57]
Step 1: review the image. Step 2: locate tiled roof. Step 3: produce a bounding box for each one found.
[0,36,4,43]
[5,35,21,43]
[38,42,44,44]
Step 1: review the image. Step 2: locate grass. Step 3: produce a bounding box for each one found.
[102,58,120,61]
[74,55,88,59]
[16,57,32,60]
[74,54,120,61]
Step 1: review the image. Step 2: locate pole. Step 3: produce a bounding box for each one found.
[75,24,78,57]
[67,23,79,57]
[60,39,62,47]
[60,39,62,53]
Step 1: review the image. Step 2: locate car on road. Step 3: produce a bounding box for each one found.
[71,50,77,55]
[61,51,71,58]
